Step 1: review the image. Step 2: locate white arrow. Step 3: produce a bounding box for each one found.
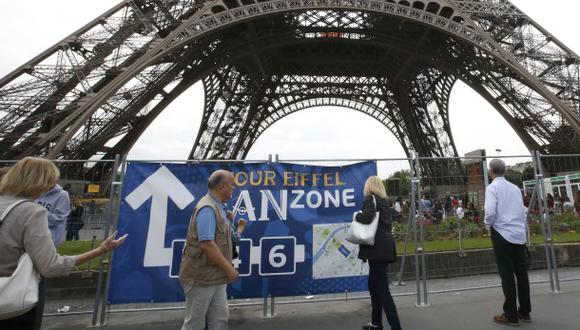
[125,166,195,267]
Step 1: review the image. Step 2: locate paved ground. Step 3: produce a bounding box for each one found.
[42,281,580,330]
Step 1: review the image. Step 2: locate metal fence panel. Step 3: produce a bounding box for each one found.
[2,155,579,324]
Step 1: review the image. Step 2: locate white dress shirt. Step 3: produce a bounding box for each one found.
[394,202,402,213]
[456,206,464,219]
[484,176,527,244]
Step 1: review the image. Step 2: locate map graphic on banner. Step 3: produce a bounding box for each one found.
[108,161,376,304]
[312,223,368,279]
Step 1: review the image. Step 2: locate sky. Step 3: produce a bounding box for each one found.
[0,1,578,175]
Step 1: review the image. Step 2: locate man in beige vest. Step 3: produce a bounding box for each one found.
[179,170,239,330]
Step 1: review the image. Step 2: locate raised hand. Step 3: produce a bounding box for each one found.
[100,231,128,252]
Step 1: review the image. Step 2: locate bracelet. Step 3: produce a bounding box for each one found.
[100,243,110,253]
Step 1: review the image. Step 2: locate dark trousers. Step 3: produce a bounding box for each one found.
[491,228,531,321]
[0,279,45,330]
[368,260,402,330]
[66,223,81,241]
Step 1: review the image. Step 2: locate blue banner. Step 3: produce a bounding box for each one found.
[108,161,376,304]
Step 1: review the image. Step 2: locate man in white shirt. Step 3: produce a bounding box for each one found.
[562,197,575,213]
[455,205,464,219]
[484,159,531,326]
[393,197,402,213]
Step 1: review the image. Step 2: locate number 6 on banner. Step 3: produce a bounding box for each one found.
[269,245,288,268]
[259,237,296,276]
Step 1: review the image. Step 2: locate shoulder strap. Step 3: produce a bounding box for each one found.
[372,195,377,211]
[0,199,28,223]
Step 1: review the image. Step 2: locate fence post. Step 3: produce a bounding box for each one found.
[100,155,129,325]
[87,235,97,273]
[526,186,538,251]
[395,195,414,286]
[532,151,560,293]
[409,160,420,304]
[270,295,276,317]
[410,152,429,307]
[262,296,268,317]
[457,217,466,257]
[262,295,276,318]
[91,154,123,326]
[482,157,490,189]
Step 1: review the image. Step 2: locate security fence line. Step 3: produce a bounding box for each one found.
[532,151,560,293]
[92,155,125,326]
[2,154,579,327]
[410,152,429,307]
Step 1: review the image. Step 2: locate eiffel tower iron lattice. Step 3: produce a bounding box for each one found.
[1,0,579,169]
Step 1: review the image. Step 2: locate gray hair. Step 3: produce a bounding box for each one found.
[489,159,506,176]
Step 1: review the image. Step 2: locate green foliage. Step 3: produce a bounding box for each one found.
[422,224,436,241]
[385,170,411,197]
[505,168,524,188]
[522,166,535,182]
[570,220,580,232]
[390,210,580,254]
[505,163,534,188]
[439,217,458,231]
[462,222,482,238]
[528,223,543,235]
[551,212,580,224]
[392,221,406,240]
[396,232,580,254]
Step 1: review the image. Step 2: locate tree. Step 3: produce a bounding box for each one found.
[384,170,411,198]
[505,164,535,188]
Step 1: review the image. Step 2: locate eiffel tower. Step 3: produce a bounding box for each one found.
[1,0,579,174]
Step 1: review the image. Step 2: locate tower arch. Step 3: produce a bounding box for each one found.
[0,1,578,163]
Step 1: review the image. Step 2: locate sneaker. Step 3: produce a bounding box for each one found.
[518,312,531,323]
[493,314,519,326]
[362,323,383,330]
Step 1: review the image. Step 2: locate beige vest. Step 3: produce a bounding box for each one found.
[179,194,232,287]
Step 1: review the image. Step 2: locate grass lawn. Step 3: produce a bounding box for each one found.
[57,240,103,271]
[397,232,580,254]
[58,239,102,255]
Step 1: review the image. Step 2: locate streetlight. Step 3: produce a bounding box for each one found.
[495,148,502,157]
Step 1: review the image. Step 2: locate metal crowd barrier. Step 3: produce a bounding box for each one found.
[2,154,579,326]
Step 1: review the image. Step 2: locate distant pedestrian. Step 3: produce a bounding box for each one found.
[420,196,432,212]
[393,197,402,213]
[523,193,531,207]
[36,183,70,247]
[456,205,464,219]
[484,159,531,326]
[562,197,574,214]
[452,196,459,209]
[546,193,554,211]
[444,195,452,217]
[392,197,402,222]
[66,199,84,241]
[461,190,469,208]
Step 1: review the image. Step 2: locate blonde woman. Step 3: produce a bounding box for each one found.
[356,176,402,330]
[0,157,127,330]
